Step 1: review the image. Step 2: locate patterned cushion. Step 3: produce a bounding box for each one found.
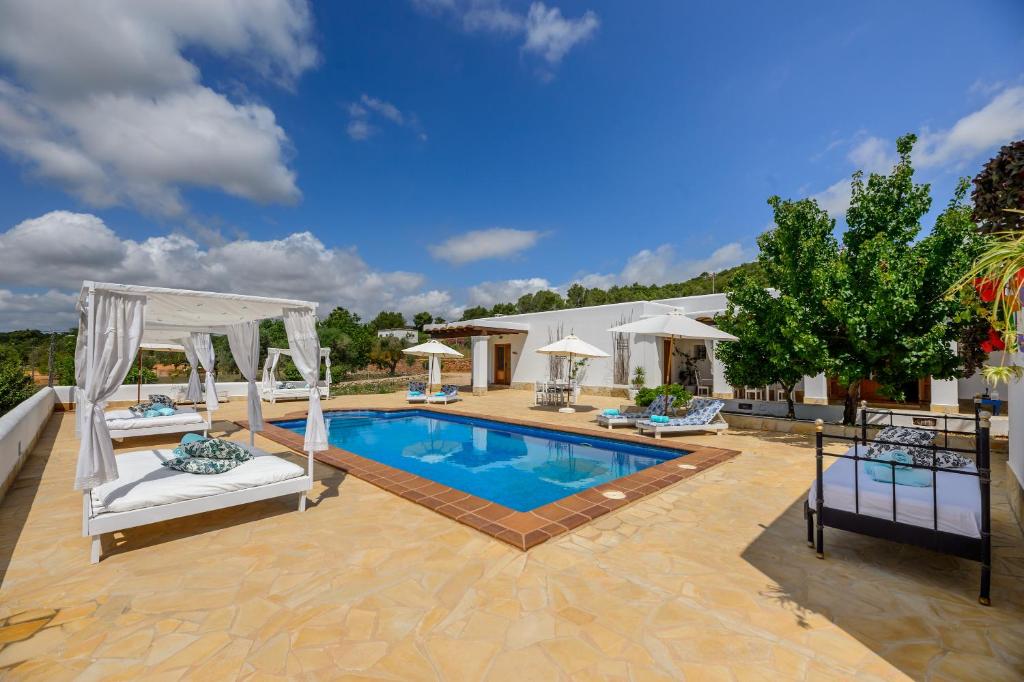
[408,381,426,393]
[128,401,153,417]
[161,456,241,475]
[148,394,175,409]
[907,448,974,470]
[865,426,934,459]
[679,398,724,425]
[643,394,674,416]
[175,438,253,462]
[441,384,458,395]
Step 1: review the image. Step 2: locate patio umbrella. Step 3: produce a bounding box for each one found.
[607,309,737,412]
[535,334,610,414]
[403,340,463,393]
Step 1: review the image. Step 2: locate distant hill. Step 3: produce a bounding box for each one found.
[460,261,765,320]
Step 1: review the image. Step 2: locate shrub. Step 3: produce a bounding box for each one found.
[634,384,692,408]
[0,360,36,415]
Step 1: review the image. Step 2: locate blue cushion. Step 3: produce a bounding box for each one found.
[602,409,620,416]
[409,391,423,396]
[650,415,670,424]
[864,451,933,487]
[434,391,446,396]
[143,409,161,418]
[157,407,175,416]
[181,433,207,445]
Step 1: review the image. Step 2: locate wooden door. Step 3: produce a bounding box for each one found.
[494,344,511,385]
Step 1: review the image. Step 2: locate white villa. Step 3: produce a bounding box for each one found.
[426,292,999,414]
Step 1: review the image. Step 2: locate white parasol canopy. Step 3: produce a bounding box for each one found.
[608,309,735,410]
[606,309,738,341]
[535,334,611,358]
[535,335,609,413]
[403,340,463,392]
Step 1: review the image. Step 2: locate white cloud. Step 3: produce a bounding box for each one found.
[917,85,1024,169]
[414,0,598,75]
[0,289,79,331]
[575,242,751,288]
[0,211,459,330]
[346,94,425,141]
[523,3,599,65]
[0,0,316,215]
[807,84,1024,217]
[467,277,554,307]
[811,178,854,219]
[428,227,542,264]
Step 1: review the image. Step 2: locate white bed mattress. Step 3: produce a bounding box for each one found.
[105,408,205,431]
[808,445,981,538]
[263,388,311,398]
[91,448,305,514]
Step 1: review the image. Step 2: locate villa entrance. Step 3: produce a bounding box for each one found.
[494,344,511,385]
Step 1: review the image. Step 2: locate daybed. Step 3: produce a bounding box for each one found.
[75,282,328,563]
[426,384,460,404]
[596,394,675,429]
[260,347,331,403]
[804,402,991,604]
[635,398,727,438]
[84,445,311,563]
[105,406,209,441]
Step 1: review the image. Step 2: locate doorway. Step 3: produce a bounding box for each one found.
[494,344,512,385]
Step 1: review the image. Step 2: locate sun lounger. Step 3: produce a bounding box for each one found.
[426,384,460,405]
[596,394,675,429]
[636,398,727,438]
[407,381,428,403]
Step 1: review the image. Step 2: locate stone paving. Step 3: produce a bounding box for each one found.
[1,387,1022,680]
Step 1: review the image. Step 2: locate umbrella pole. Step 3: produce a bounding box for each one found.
[664,338,672,415]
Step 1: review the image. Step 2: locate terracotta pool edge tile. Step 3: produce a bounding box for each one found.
[242,413,740,551]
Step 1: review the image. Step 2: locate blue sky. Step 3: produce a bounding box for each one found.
[0,1,1022,330]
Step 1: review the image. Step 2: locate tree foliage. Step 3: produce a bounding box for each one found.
[0,358,35,415]
[369,335,409,376]
[413,312,434,330]
[972,139,1024,234]
[369,310,406,331]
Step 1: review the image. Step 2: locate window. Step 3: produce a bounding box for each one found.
[695,344,708,360]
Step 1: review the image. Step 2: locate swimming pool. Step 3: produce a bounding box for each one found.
[274,410,689,511]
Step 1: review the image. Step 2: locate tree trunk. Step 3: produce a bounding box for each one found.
[783,382,796,419]
[842,379,862,425]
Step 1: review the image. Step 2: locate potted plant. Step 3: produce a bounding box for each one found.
[628,366,646,399]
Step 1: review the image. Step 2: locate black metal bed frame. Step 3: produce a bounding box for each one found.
[803,399,992,605]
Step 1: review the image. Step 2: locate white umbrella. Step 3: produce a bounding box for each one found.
[535,334,610,413]
[403,340,463,393]
[607,309,737,410]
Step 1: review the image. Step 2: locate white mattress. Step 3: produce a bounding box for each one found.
[808,445,981,538]
[105,408,205,431]
[265,388,310,397]
[91,448,306,515]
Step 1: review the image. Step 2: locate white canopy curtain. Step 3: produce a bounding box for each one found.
[74,291,145,490]
[283,307,328,454]
[227,321,263,445]
[74,281,320,493]
[74,304,89,437]
[261,347,332,396]
[181,336,203,404]
[190,332,218,412]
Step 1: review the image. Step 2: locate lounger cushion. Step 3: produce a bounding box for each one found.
[148,394,176,409]
[176,437,253,462]
[106,408,205,431]
[92,448,305,515]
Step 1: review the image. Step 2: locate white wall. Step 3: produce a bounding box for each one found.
[52,382,251,404]
[483,301,668,389]
[1,387,56,502]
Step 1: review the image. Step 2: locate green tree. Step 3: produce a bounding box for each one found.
[460,306,490,321]
[369,335,408,376]
[566,283,586,308]
[319,307,372,374]
[413,312,434,330]
[824,135,986,423]
[490,303,517,316]
[369,311,406,331]
[0,358,35,414]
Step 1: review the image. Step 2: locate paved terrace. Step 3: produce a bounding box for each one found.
[1,388,1022,680]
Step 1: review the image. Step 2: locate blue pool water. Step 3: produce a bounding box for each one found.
[274,410,688,511]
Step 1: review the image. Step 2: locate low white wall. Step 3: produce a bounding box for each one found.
[52,382,251,405]
[0,387,56,502]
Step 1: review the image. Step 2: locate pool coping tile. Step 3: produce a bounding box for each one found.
[241,406,739,551]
